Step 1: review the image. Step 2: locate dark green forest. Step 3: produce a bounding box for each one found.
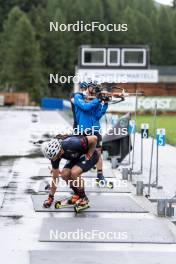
[0,0,176,102]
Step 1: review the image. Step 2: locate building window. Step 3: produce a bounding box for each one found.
[82,48,106,66]
[121,48,146,67]
[107,48,120,66]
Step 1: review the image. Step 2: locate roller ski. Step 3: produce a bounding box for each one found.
[43,194,54,208]
[96,177,114,189]
[55,194,80,209]
[74,196,90,213]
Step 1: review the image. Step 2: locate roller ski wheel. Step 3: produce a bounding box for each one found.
[74,197,90,213]
[54,200,62,209]
[108,181,114,189]
[54,195,80,209]
[96,178,114,189]
[43,194,54,208]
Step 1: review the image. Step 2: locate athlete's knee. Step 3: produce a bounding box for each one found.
[71,167,81,179]
[71,169,78,179]
[61,169,70,181]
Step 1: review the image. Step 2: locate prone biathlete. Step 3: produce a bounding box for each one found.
[41,135,98,208]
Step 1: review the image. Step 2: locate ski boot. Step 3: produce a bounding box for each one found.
[55,194,80,209]
[43,194,54,208]
[74,196,90,213]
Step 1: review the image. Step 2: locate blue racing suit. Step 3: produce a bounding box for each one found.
[73,93,108,133]
[92,102,108,132]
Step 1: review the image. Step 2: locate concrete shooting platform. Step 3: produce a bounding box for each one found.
[39,217,176,243]
[31,193,147,213]
[29,250,176,264]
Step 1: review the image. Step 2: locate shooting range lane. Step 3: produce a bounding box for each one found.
[31,193,147,213]
[38,179,131,193]
[29,250,176,264]
[39,217,176,243]
[2,110,176,263]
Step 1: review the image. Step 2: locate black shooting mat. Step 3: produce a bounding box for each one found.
[29,250,176,264]
[31,193,147,213]
[39,217,176,243]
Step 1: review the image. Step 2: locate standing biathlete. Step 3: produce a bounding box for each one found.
[41,135,98,208]
[72,82,108,184]
[86,83,109,184]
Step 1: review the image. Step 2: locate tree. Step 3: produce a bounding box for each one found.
[135,12,151,44]
[88,0,108,45]
[157,7,176,65]
[0,0,46,30]
[150,10,160,64]
[101,0,122,44]
[133,0,156,15]
[121,6,138,44]
[0,7,25,87]
[0,0,16,30]
[0,7,46,101]
[45,7,75,97]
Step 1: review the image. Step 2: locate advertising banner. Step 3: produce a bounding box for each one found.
[108,96,176,112]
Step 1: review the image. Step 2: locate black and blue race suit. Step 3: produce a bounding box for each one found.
[51,136,99,172]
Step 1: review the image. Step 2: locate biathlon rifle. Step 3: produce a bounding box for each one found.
[86,85,144,104]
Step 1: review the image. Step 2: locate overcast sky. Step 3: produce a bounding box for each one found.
[155,0,173,5]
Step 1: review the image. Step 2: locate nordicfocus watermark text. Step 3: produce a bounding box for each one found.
[50,228,128,241]
[47,177,128,190]
[49,73,128,85]
[50,21,128,32]
[46,125,128,137]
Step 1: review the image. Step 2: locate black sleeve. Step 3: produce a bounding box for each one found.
[51,159,60,169]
